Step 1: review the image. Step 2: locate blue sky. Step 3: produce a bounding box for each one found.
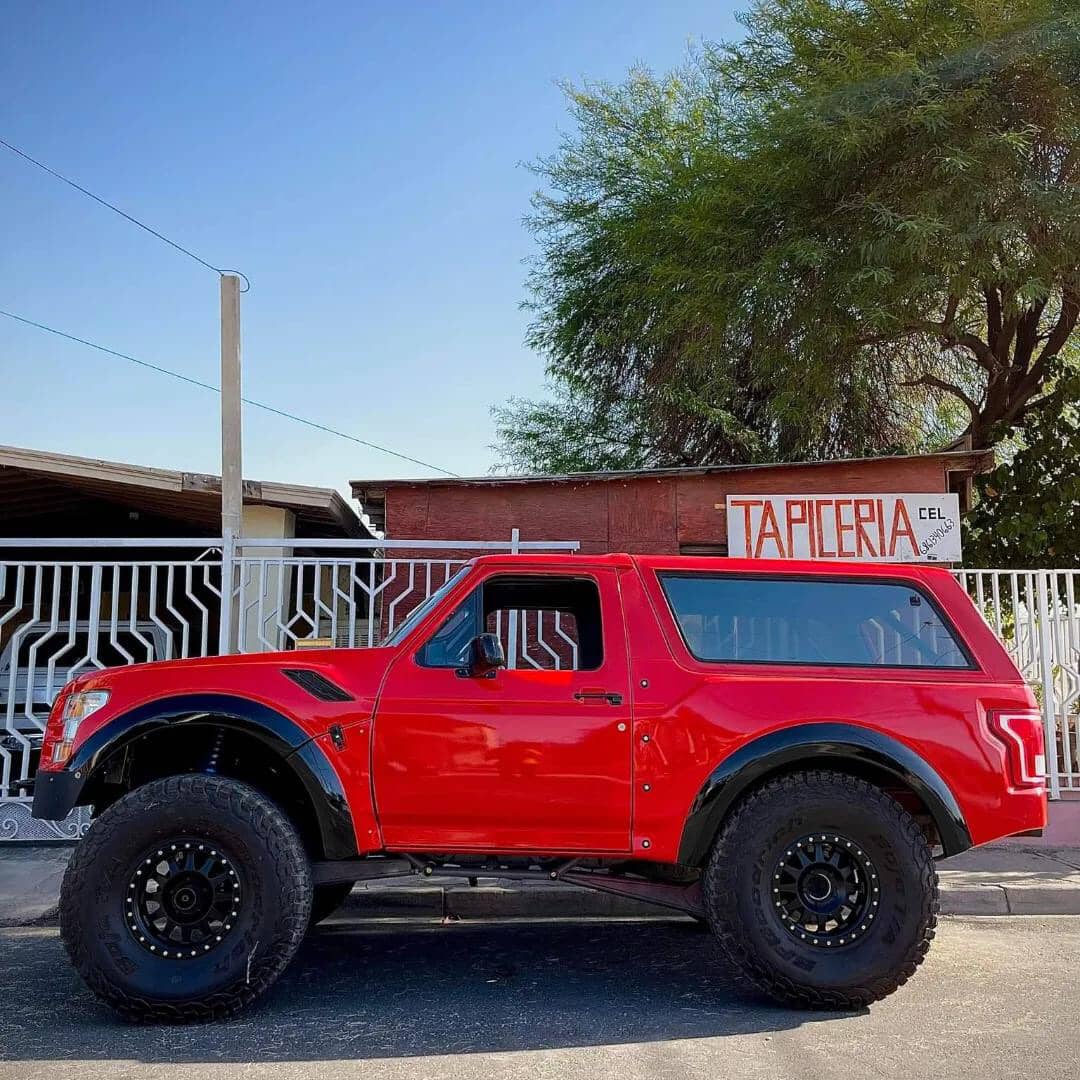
[1,1,740,492]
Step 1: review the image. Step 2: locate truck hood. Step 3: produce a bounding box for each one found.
[66,646,398,741]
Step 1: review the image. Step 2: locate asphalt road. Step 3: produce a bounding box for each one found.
[1,915,1077,1080]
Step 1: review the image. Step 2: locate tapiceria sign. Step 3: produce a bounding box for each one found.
[726,493,962,563]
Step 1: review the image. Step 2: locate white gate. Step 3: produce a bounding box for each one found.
[956,570,1080,798]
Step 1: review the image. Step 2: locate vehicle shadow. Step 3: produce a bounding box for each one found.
[0,919,852,1062]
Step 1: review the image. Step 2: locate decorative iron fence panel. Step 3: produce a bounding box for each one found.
[234,557,468,653]
[0,534,579,839]
[0,553,227,839]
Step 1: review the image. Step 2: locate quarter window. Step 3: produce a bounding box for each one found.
[658,574,971,669]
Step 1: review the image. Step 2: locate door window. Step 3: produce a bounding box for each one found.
[417,575,603,671]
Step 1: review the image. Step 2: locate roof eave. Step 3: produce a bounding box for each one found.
[351,448,996,495]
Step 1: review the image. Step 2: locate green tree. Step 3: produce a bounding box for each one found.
[492,382,653,474]
[497,0,1080,473]
[965,371,1080,568]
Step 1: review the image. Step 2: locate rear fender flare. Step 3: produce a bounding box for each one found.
[677,722,972,866]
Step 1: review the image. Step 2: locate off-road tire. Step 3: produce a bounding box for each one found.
[309,882,355,927]
[59,774,312,1022]
[703,770,938,1010]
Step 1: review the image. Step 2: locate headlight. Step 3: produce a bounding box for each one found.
[51,690,111,765]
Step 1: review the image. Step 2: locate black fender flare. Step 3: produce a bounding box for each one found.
[676,722,972,866]
[31,693,358,860]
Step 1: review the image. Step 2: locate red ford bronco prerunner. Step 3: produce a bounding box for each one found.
[33,554,1047,1020]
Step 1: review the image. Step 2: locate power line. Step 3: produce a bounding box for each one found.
[0,136,247,288]
[0,138,454,474]
[0,308,459,477]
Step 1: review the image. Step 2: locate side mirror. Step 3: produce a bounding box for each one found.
[459,633,506,678]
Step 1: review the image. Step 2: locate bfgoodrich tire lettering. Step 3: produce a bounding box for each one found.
[703,770,939,1009]
[59,774,312,1022]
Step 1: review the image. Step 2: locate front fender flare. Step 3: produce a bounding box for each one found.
[31,693,358,860]
[676,722,972,866]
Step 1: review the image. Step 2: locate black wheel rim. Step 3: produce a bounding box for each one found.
[771,833,878,948]
[125,838,242,959]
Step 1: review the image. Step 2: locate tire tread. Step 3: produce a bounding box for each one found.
[59,774,311,1023]
[703,769,939,1010]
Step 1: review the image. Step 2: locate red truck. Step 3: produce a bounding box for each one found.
[33,554,1046,1020]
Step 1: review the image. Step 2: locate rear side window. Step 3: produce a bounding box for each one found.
[658,574,971,669]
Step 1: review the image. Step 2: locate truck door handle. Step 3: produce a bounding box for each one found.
[573,691,623,706]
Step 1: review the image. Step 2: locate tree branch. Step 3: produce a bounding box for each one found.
[993,313,1019,366]
[949,330,1001,373]
[854,319,1000,373]
[1012,302,1046,374]
[1018,386,1069,421]
[983,284,1002,349]
[902,374,981,419]
[1031,285,1080,377]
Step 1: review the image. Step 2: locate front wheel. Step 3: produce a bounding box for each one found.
[59,774,313,1022]
[703,770,938,1010]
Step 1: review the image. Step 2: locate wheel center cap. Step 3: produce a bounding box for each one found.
[804,871,833,902]
[173,887,198,911]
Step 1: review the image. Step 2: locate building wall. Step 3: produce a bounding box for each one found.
[379,457,954,555]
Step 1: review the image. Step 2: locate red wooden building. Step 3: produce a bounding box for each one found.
[352,449,993,559]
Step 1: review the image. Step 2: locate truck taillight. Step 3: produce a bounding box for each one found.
[988,710,1046,789]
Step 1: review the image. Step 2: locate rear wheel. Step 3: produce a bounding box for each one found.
[59,774,312,1022]
[703,770,938,1010]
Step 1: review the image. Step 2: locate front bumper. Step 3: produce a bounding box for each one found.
[31,769,86,821]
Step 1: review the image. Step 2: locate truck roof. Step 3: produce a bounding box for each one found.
[468,552,954,579]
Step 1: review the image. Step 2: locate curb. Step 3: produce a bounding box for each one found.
[936,883,1080,916]
[5,856,1080,927]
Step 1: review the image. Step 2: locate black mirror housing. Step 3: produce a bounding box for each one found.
[460,632,506,677]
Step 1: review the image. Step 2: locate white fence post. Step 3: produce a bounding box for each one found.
[506,528,520,670]
[1035,571,1063,799]
[217,532,236,656]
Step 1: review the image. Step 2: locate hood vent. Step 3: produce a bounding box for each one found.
[281,669,354,703]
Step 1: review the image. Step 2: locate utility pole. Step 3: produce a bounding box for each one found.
[218,273,243,654]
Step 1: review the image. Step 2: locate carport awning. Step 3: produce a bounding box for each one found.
[0,443,369,538]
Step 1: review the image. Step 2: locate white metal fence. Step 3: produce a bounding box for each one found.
[0,533,577,839]
[1,539,1076,839]
[955,570,1080,798]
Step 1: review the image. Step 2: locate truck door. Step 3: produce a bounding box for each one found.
[372,567,633,853]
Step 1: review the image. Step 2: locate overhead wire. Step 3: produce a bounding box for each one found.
[1,137,457,475]
[0,137,248,289]
[0,308,459,477]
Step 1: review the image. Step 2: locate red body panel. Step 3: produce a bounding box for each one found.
[373,565,634,852]
[42,554,1047,857]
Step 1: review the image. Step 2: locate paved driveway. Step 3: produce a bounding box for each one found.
[1,915,1076,1080]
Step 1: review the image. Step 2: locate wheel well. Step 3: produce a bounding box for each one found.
[81,723,327,858]
[714,758,941,858]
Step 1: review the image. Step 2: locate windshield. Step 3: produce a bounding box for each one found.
[380,563,473,647]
